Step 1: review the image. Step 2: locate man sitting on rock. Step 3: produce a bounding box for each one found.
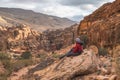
[59,38,83,59]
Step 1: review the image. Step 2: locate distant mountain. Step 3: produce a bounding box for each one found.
[0,7,76,31]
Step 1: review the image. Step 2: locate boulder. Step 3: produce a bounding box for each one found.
[34,49,100,80]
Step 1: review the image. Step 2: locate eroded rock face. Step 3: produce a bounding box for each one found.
[34,50,100,80]
[77,0,120,48]
[39,24,78,51]
[0,24,40,51]
[0,23,78,52]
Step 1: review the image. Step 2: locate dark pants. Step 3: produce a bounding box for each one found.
[59,49,81,59]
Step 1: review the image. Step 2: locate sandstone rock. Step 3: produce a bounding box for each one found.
[113,45,120,80]
[96,75,109,80]
[77,0,120,48]
[89,45,98,55]
[109,75,117,80]
[34,50,100,80]
[0,23,78,52]
[0,62,6,75]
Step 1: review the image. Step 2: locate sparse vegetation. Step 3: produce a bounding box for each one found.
[13,30,19,37]
[21,51,32,59]
[0,53,13,80]
[79,35,88,48]
[12,59,33,72]
[0,52,35,80]
[98,47,108,56]
[52,53,60,58]
[0,53,10,60]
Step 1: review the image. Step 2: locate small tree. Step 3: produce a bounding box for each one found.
[21,51,32,59]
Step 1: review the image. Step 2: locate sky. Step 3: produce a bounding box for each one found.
[0,0,115,21]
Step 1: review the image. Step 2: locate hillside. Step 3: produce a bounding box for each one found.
[0,7,76,31]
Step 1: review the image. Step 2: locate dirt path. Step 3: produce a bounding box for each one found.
[8,64,37,80]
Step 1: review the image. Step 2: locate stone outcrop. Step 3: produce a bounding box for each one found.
[34,49,100,80]
[0,24,40,52]
[0,23,78,52]
[77,0,120,48]
[39,24,78,51]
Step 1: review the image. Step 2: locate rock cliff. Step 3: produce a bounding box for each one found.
[0,24,40,52]
[77,0,120,48]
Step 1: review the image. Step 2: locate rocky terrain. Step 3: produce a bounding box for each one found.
[40,23,78,51]
[78,0,120,49]
[8,46,117,80]
[33,49,100,80]
[0,7,76,31]
[0,0,120,80]
[0,23,78,53]
[0,24,40,52]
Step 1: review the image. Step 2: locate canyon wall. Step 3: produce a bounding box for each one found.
[77,0,120,48]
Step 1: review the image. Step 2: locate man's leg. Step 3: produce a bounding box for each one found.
[59,50,72,59]
[66,52,81,57]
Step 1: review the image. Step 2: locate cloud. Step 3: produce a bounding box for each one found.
[60,0,100,6]
[6,0,59,4]
[0,0,115,21]
[37,5,82,18]
[59,0,114,6]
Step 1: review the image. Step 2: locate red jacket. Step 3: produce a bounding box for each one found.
[72,43,83,53]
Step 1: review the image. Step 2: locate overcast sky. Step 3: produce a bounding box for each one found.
[0,0,115,21]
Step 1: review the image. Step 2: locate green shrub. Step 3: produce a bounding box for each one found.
[52,53,60,58]
[0,53,34,79]
[80,35,88,48]
[21,51,32,59]
[0,53,10,60]
[0,53,13,76]
[12,59,33,72]
[2,60,13,73]
[98,47,108,56]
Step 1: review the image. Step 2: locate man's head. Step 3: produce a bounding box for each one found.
[75,38,81,43]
